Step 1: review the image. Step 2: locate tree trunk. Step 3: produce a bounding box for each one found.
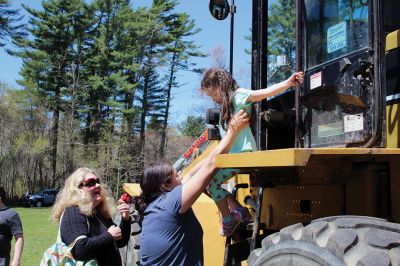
[160,43,178,157]
[50,105,60,183]
[125,89,135,140]
[139,72,149,174]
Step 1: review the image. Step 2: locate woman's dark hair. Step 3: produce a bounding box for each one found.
[132,160,174,223]
[200,67,238,130]
[0,186,6,202]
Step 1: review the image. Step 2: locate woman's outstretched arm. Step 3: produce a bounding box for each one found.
[180,109,249,213]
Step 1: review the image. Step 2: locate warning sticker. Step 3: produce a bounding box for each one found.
[327,21,347,54]
[310,72,322,90]
[344,114,364,133]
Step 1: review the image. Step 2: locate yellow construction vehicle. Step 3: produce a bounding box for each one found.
[123,0,400,265]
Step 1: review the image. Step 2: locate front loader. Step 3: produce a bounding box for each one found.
[211,0,400,265]
[122,0,400,265]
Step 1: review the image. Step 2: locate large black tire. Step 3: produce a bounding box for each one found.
[248,216,400,266]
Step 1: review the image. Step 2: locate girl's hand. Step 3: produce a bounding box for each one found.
[287,71,304,86]
[117,200,131,221]
[228,109,250,133]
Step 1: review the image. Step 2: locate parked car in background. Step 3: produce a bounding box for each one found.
[19,192,31,207]
[26,189,59,207]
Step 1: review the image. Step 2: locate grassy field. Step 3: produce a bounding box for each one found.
[11,207,57,266]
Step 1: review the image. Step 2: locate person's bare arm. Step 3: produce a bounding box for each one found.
[247,71,304,102]
[181,158,206,183]
[11,233,23,266]
[180,109,249,213]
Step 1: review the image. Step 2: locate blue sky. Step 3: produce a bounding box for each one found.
[0,0,253,124]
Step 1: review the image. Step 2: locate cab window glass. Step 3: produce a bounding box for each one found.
[305,0,369,68]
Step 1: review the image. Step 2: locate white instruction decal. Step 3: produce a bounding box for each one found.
[344,114,364,133]
[310,72,322,90]
[327,21,347,53]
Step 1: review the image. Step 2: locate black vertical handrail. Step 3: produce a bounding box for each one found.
[229,0,235,74]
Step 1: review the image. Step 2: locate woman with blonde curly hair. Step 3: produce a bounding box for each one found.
[52,167,131,266]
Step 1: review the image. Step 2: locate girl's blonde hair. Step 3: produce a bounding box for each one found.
[200,67,238,130]
[52,167,114,222]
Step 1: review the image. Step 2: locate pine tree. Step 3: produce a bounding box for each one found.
[0,0,26,48]
[132,0,173,167]
[136,69,166,162]
[178,115,206,139]
[156,2,205,157]
[12,0,92,182]
[110,5,146,147]
[82,0,130,145]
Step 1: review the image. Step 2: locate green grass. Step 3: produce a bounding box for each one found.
[11,207,58,266]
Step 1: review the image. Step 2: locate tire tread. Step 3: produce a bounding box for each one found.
[249,216,400,266]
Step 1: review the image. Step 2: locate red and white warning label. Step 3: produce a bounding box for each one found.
[310,71,322,90]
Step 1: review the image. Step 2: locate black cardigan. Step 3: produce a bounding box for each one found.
[60,206,131,266]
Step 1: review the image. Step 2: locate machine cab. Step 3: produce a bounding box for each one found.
[295,0,400,148]
[257,0,400,149]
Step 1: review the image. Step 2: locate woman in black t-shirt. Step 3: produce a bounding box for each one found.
[0,186,24,266]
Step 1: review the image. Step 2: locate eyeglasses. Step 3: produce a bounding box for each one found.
[80,178,100,188]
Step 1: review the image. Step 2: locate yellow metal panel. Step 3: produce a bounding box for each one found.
[386,103,400,148]
[216,148,400,168]
[386,29,400,52]
[308,147,400,155]
[260,185,344,230]
[192,194,225,266]
[216,149,311,168]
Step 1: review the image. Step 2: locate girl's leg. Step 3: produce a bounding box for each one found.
[217,191,246,216]
[208,168,241,236]
[207,170,230,217]
[215,197,230,218]
[226,193,243,209]
[226,194,252,222]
